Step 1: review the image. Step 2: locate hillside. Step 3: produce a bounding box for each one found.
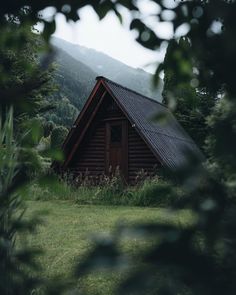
[51,37,163,101]
[44,47,96,127]
[46,37,163,128]
[53,46,97,110]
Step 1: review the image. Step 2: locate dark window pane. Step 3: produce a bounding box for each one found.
[111,125,122,143]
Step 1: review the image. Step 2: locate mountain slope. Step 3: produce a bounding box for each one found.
[45,38,163,128]
[53,46,97,110]
[51,37,163,101]
[44,47,97,128]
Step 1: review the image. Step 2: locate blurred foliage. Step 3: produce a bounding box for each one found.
[162,38,216,151]
[51,125,68,150]
[43,120,55,138]
[0,8,65,295]
[1,0,236,295]
[0,107,43,294]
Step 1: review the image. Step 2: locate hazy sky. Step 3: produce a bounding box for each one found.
[40,1,182,73]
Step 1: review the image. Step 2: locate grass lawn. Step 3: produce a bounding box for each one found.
[22,200,193,294]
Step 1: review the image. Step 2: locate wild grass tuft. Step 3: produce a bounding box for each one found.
[25,170,185,208]
[25,179,77,201]
[78,171,185,208]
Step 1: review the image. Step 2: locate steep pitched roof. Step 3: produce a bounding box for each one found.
[62,76,203,170]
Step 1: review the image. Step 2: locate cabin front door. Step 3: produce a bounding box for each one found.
[105,120,128,181]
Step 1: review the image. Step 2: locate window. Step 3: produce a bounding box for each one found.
[110,125,122,143]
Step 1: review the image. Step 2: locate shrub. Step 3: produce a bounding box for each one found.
[128,178,185,207]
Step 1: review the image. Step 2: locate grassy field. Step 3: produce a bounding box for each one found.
[22,201,193,294]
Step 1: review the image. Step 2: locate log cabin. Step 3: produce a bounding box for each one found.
[59,76,203,184]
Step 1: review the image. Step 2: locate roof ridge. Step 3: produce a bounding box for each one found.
[96,76,167,109]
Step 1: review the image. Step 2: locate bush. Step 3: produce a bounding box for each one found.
[128,178,185,207]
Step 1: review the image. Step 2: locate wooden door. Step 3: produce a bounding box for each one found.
[105,120,128,181]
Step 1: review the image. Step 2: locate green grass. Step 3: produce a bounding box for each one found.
[23,200,194,294]
[26,177,186,208]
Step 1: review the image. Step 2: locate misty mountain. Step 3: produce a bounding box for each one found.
[46,37,163,128]
[44,47,97,128]
[53,47,97,110]
[51,37,163,102]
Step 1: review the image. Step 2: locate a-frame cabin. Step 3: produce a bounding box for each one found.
[60,76,202,184]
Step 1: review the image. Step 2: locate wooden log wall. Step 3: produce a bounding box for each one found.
[69,120,106,184]
[69,94,124,184]
[68,94,161,185]
[128,124,160,184]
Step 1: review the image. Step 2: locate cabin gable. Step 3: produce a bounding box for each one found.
[67,92,160,184]
[60,76,203,184]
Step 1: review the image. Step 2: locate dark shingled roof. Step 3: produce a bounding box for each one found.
[98,76,203,170]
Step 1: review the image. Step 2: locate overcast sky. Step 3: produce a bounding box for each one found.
[39,1,182,73]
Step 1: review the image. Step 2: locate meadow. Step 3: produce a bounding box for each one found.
[22,200,194,294]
